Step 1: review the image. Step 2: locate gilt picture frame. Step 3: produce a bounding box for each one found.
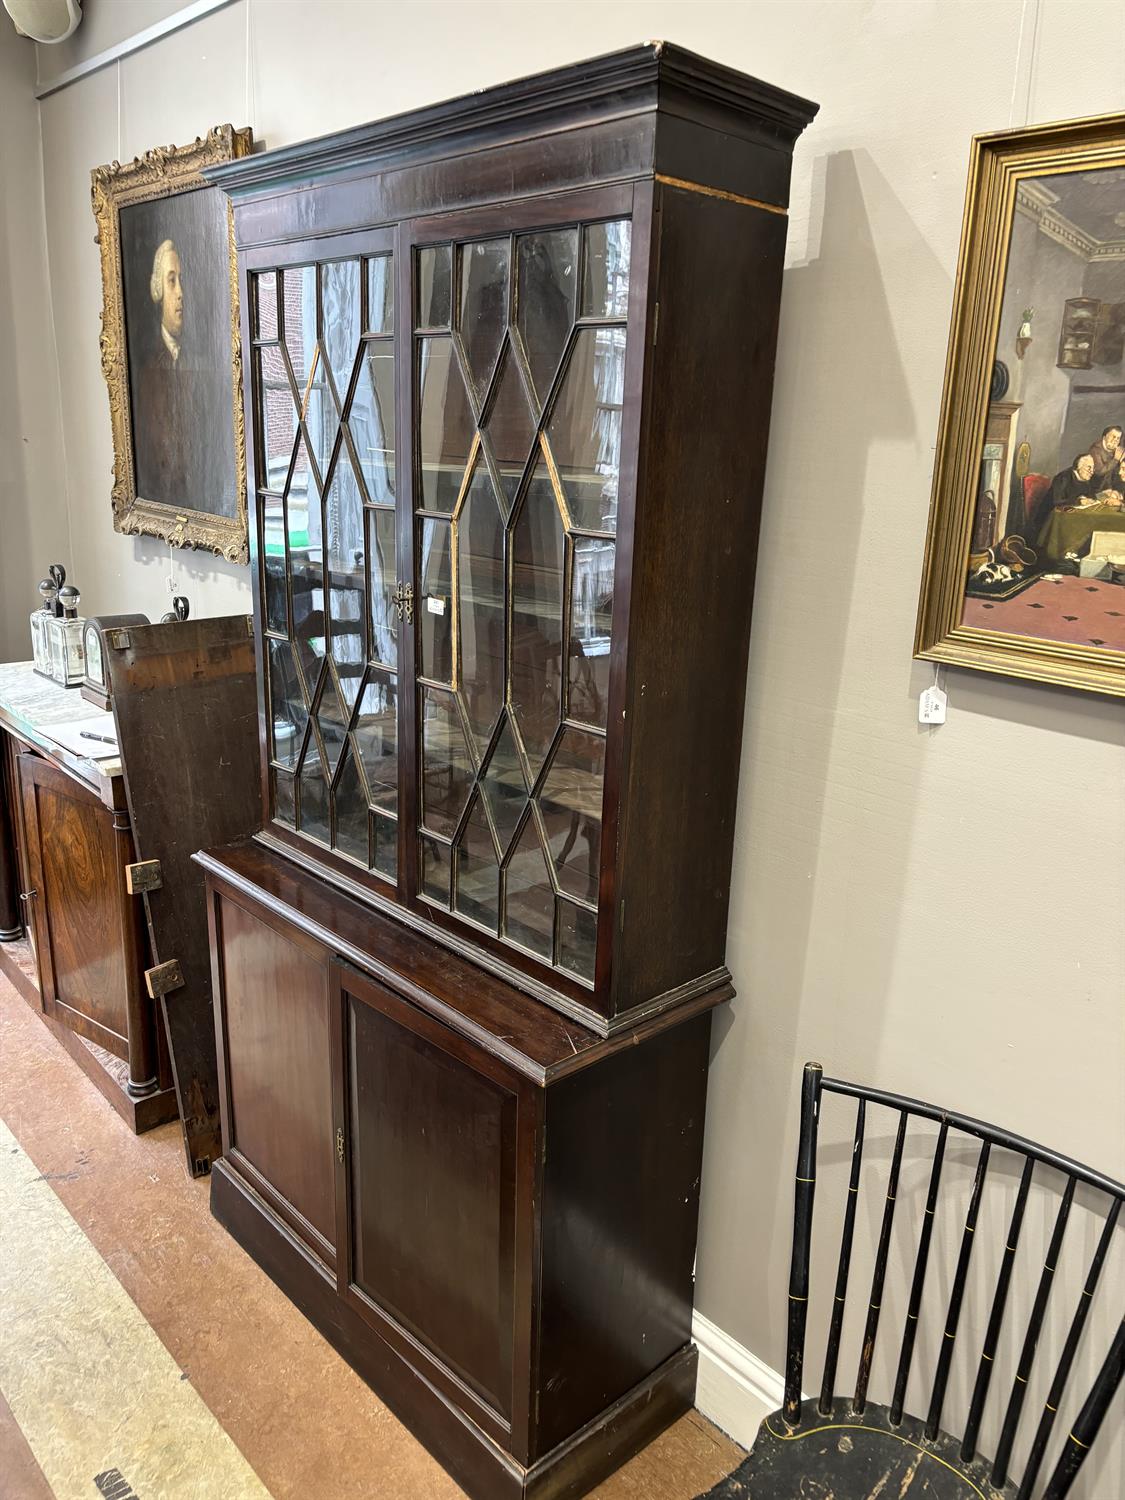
[92,124,254,564]
[915,112,1125,698]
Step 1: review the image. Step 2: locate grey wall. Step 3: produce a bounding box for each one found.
[4,0,1123,1487]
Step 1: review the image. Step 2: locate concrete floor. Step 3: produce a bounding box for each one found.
[0,972,743,1499]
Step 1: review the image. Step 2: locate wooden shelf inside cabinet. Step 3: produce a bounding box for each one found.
[201,40,817,1500]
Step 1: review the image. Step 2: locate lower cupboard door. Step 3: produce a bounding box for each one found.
[333,962,520,1438]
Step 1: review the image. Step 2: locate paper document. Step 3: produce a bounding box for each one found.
[42,713,119,759]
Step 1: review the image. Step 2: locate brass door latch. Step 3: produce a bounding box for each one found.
[336,1127,345,1163]
[392,582,414,623]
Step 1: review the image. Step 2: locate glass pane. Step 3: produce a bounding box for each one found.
[271,766,295,828]
[325,451,366,705]
[298,749,330,845]
[558,901,597,982]
[367,507,398,669]
[333,742,369,863]
[511,458,564,778]
[255,271,278,339]
[418,337,474,512]
[418,517,452,683]
[479,716,526,859]
[458,238,509,400]
[354,669,397,813]
[366,255,394,335]
[456,458,505,754]
[260,340,288,388]
[291,546,325,697]
[314,675,348,777]
[454,795,499,932]
[420,684,473,839]
[504,815,554,959]
[547,326,624,532]
[321,259,361,396]
[568,537,614,728]
[482,343,536,512]
[420,834,450,907]
[348,342,395,503]
[262,493,287,634]
[261,382,297,490]
[373,813,397,880]
[267,637,306,768]
[303,375,339,492]
[538,727,604,905]
[286,432,316,536]
[581,220,631,318]
[283,265,317,385]
[515,228,578,407]
[417,244,451,329]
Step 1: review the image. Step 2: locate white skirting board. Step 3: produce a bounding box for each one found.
[692,1310,786,1452]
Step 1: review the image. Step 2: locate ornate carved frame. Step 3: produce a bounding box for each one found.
[91,125,254,564]
[915,112,1125,698]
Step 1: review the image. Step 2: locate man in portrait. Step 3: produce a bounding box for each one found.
[134,237,204,510]
[1086,425,1125,486]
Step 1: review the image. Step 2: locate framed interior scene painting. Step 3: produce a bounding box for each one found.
[92,125,253,563]
[916,112,1125,697]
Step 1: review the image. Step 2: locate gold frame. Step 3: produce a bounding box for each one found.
[91,124,253,564]
[915,112,1125,698]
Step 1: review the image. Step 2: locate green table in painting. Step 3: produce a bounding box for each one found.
[1036,503,1125,564]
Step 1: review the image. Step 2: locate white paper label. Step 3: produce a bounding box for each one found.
[918,684,947,725]
[426,595,446,616]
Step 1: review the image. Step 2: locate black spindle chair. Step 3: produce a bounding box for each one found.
[719,1064,1124,1500]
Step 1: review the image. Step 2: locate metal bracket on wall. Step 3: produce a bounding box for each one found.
[125,860,163,895]
[144,959,184,999]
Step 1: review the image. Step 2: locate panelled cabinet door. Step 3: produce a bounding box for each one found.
[252,231,402,886]
[332,961,532,1451]
[409,190,635,992]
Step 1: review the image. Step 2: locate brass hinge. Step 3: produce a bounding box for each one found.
[392,581,414,623]
[126,859,163,895]
[105,628,133,651]
[336,1127,345,1163]
[145,959,184,998]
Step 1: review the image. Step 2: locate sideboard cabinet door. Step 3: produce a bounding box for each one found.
[214,896,338,1268]
[334,962,530,1448]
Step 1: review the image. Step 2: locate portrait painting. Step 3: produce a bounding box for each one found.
[92,125,253,562]
[916,113,1125,697]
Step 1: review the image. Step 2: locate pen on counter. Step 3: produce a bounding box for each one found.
[79,731,117,745]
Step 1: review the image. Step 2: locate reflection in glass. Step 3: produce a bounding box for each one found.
[302,379,340,494]
[298,751,330,844]
[482,344,536,511]
[547,326,624,532]
[568,537,614,728]
[456,460,505,753]
[558,901,597,982]
[373,814,397,879]
[366,255,394,335]
[255,271,278,339]
[581,220,631,318]
[454,795,499,932]
[420,835,450,907]
[348,342,395,503]
[262,493,287,634]
[511,458,564,777]
[538,728,604,905]
[418,518,452,683]
[268,637,306,768]
[459,239,509,399]
[283,265,317,384]
[334,743,369,863]
[292,546,325,698]
[272,766,295,827]
[504,815,554,959]
[314,677,348,776]
[516,228,578,407]
[325,452,366,704]
[480,715,526,858]
[417,244,452,329]
[354,670,397,813]
[367,508,398,670]
[261,383,297,490]
[420,684,473,839]
[417,338,474,512]
[321,259,361,395]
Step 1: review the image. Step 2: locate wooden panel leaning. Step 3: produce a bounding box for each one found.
[746,1062,1125,1500]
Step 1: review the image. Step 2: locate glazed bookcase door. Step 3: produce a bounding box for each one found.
[251,232,402,885]
[409,202,632,988]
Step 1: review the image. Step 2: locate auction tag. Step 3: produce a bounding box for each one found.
[918,684,947,724]
[426,595,446,616]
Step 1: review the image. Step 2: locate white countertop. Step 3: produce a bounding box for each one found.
[0,660,122,782]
